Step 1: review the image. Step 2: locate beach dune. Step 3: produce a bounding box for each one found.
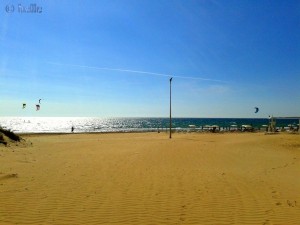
[0,132,300,224]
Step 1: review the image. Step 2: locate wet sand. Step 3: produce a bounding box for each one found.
[0,132,300,225]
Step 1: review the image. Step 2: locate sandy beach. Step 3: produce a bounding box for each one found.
[0,132,299,225]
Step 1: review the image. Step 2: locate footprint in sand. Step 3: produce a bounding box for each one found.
[271,190,280,199]
[0,173,18,180]
[287,200,297,207]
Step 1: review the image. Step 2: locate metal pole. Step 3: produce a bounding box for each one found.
[169,77,173,139]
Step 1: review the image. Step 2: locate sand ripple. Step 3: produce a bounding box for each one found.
[1,133,299,224]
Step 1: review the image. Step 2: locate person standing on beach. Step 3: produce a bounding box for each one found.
[71,126,74,133]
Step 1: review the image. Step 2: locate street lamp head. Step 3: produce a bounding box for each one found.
[170,77,173,82]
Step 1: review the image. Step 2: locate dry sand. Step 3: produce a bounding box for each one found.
[0,132,300,225]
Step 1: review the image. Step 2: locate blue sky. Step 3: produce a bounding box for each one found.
[1,0,299,118]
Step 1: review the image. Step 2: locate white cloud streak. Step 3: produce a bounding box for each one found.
[46,61,226,83]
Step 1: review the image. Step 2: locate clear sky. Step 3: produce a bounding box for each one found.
[1,0,299,118]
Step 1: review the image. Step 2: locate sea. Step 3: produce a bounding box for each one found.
[0,117,299,134]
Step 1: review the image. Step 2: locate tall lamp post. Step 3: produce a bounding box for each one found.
[169,77,173,139]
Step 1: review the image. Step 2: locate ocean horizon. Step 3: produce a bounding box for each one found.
[0,117,299,134]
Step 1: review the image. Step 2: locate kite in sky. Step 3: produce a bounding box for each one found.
[22,101,42,111]
[254,107,259,113]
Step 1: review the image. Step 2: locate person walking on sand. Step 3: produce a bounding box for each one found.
[71,126,74,133]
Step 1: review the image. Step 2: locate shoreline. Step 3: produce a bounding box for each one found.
[17,129,300,136]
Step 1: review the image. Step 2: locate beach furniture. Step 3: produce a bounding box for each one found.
[230,124,238,131]
[241,125,253,132]
[188,125,196,132]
